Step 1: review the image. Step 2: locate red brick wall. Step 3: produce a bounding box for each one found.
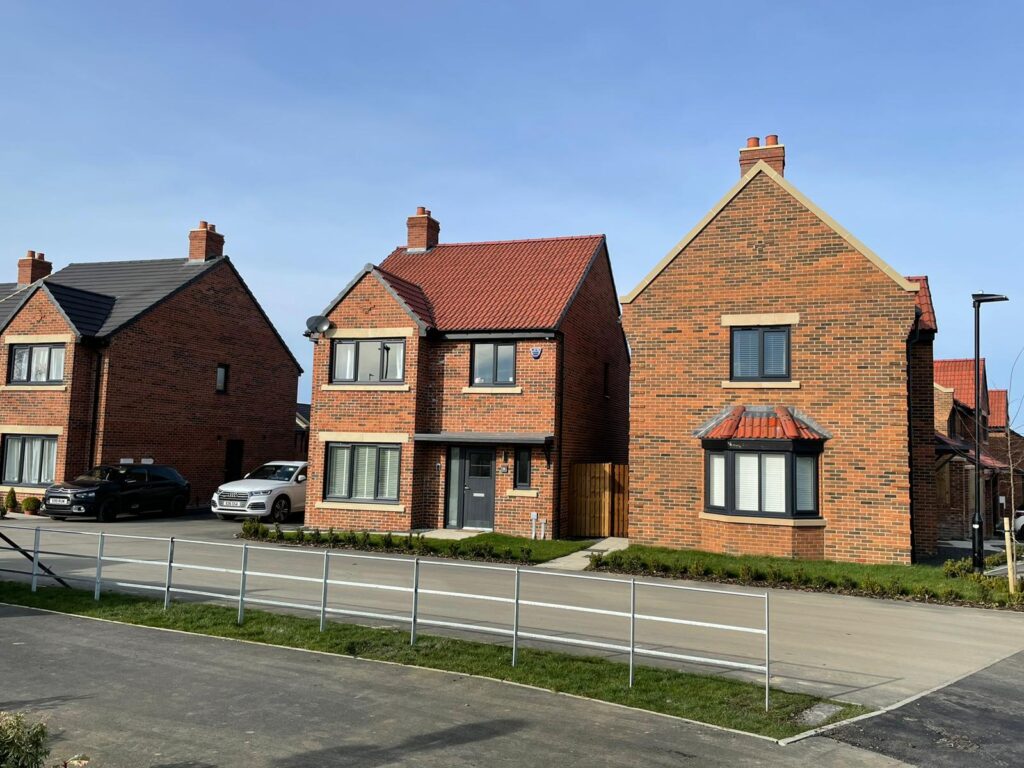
[623,171,920,564]
[556,244,631,536]
[95,261,299,503]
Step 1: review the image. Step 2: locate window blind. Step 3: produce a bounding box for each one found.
[709,453,725,507]
[376,447,400,499]
[352,446,377,498]
[761,454,787,513]
[327,445,350,498]
[735,453,759,511]
[796,455,815,511]
[763,330,788,376]
[732,330,760,378]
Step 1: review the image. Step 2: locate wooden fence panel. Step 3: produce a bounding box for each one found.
[569,463,629,538]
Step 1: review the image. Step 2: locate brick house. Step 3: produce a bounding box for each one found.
[988,389,1024,514]
[0,222,301,507]
[933,359,1008,537]
[621,136,938,564]
[304,208,629,537]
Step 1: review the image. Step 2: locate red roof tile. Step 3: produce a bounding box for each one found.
[377,268,435,328]
[378,235,604,331]
[699,405,828,441]
[935,358,987,412]
[990,389,1008,430]
[905,275,937,332]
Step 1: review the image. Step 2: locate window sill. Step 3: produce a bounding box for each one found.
[2,385,67,392]
[462,386,522,394]
[721,380,800,390]
[700,511,825,527]
[506,488,539,498]
[321,383,411,392]
[319,501,405,513]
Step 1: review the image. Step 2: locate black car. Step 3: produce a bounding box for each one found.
[42,465,191,522]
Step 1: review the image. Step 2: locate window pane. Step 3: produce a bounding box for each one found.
[469,452,491,477]
[496,344,515,383]
[446,447,462,526]
[377,447,400,499]
[216,365,227,392]
[796,455,816,511]
[516,447,531,488]
[352,445,377,498]
[732,330,759,379]
[356,341,382,382]
[30,347,49,382]
[47,346,65,381]
[11,348,29,382]
[327,445,350,498]
[763,330,788,377]
[473,344,494,384]
[709,453,725,507]
[761,454,787,513]
[333,342,355,381]
[24,437,43,484]
[735,454,759,511]
[382,342,404,381]
[3,437,22,483]
[40,438,56,484]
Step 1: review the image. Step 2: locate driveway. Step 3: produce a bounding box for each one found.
[0,605,905,767]
[2,513,1024,708]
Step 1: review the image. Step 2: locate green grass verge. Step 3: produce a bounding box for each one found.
[0,580,867,738]
[589,545,1022,608]
[240,523,595,564]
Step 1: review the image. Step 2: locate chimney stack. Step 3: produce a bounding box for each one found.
[739,135,785,177]
[18,250,52,285]
[188,220,225,261]
[406,206,440,252]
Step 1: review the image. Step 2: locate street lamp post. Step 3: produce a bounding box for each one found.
[972,292,1009,573]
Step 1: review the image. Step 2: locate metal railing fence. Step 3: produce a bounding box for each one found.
[0,524,772,709]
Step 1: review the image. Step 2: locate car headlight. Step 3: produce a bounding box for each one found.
[250,489,272,497]
[74,491,95,500]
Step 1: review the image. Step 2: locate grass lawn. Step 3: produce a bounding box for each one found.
[590,545,1022,608]
[0,580,867,739]
[242,525,595,564]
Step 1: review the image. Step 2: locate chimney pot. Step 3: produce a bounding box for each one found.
[199,220,208,230]
[26,250,36,259]
[18,249,52,284]
[746,137,760,148]
[739,134,785,177]
[188,220,225,261]
[406,207,440,251]
[36,252,44,260]
[765,134,779,146]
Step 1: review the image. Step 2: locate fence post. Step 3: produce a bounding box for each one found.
[30,527,41,592]
[511,566,521,667]
[409,557,420,645]
[94,533,105,601]
[237,543,249,625]
[319,550,330,632]
[764,593,771,712]
[163,537,175,610]
[628,577,636,688]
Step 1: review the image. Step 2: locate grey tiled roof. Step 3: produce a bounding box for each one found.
[45,258,218,337]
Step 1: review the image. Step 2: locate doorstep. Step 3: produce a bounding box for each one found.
[412,528,481,541]
[543,536,629,571]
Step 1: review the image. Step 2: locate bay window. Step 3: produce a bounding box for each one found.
[3,435,58,486]
[325,443,400,502]
[705,444,819,517]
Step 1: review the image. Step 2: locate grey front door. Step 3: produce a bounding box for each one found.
[462,448,495,529]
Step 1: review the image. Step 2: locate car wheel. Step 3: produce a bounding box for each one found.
[97,499,117,523]
[171,495,187,515]
[216,513,237,522]
[270,496,290,523]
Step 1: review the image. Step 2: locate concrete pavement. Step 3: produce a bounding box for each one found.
[2,514,1024,708]
[0,605,907,767]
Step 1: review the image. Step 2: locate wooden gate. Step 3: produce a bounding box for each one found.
[569,463,628,538]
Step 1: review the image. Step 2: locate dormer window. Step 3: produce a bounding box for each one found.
[331,339,405,384]
[731,327,790,381]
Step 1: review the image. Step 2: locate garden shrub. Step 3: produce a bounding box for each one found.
[0,711,50,768]
[381,532,394,550]
[21,497,40,514]
[942,557,973,579]
[587,552,605,569]
[519,546,532,564]
[985,551,1008,568]
[2,488,14,517]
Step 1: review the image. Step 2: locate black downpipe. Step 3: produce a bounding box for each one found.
[906,306,923,563]
[87,346,104,470]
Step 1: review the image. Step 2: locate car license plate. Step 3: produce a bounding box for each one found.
[222,500,243,508]
[47,497,69,506]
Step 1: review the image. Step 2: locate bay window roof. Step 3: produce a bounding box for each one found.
[695,405,830,442]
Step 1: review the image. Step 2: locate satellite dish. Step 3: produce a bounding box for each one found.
[305,315,332,334]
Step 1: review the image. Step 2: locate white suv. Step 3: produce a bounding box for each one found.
[212,461,308,523]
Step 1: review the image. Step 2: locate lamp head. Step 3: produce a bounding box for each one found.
[972,292,1009,305]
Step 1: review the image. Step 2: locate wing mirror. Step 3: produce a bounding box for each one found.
[296,474,307,483]
[243,473,250,479]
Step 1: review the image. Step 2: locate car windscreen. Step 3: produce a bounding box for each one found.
[74,467,121,482]
[247,465,299,482]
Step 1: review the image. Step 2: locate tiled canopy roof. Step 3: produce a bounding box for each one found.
[935,432,1009,471]
[934,358,987,411]
[696,405,829,441]
[377,235,605,331]
[990,389,1008,430]
[905,275,937,332]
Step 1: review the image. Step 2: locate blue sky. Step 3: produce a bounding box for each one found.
[1,1,1021,415]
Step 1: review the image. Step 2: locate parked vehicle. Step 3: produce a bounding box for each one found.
[42,465,191,522]
[211,461,307,523]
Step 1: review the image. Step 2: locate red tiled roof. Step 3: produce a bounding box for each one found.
[935,358,987,411]
[377,268,435,328]
[699,406,828,441]
[990,389,1008,430]
[378,235,604,331]
[905,275,937,332]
